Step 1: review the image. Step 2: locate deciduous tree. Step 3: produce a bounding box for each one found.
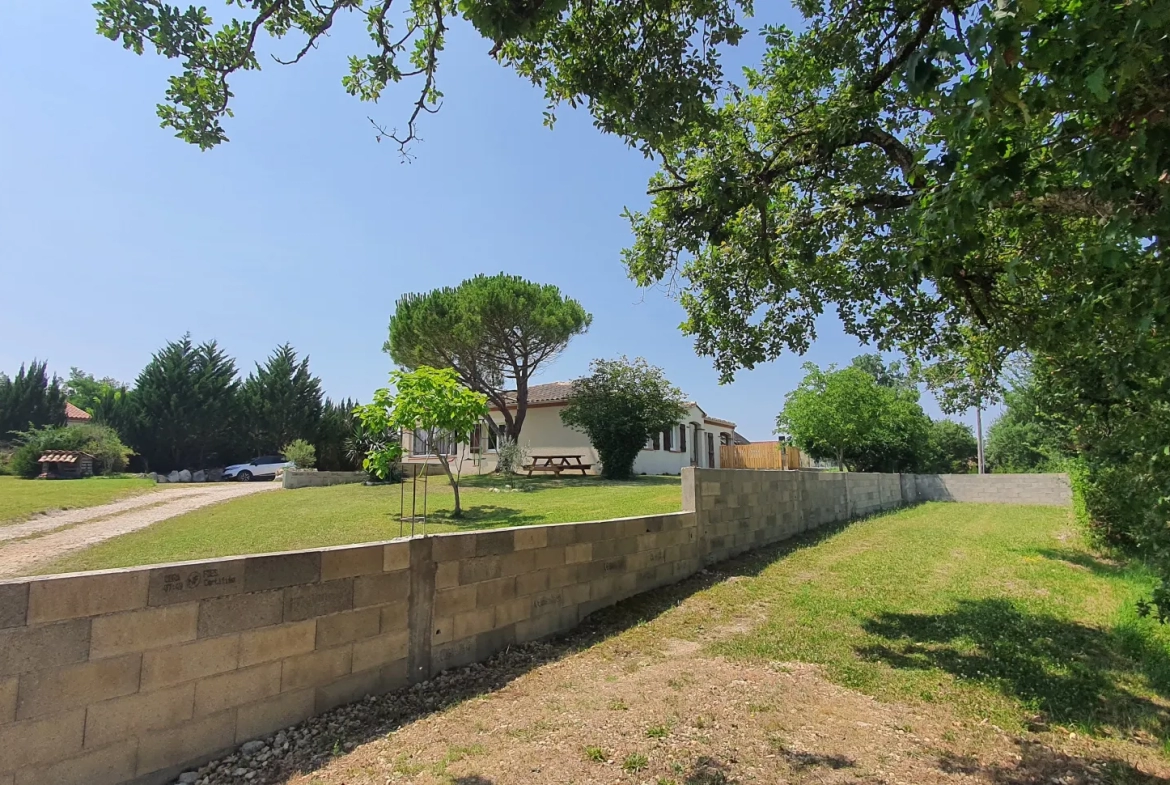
[559,357,688,480]
[354,367,487,517]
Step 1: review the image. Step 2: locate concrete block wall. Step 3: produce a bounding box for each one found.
[911,473,1071,506]
[282,470,367,490]
[0,512,696,785]
[0,468,1067,785]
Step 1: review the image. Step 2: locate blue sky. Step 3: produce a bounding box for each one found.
[0,3,994,440]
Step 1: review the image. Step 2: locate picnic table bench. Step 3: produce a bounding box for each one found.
[524,454,592,477]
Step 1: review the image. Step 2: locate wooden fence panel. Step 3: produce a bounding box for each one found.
[719,443,802,469]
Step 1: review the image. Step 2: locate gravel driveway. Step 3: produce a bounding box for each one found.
[0,482,277,578]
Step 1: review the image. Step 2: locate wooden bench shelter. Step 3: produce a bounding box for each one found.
[37,450,95,479]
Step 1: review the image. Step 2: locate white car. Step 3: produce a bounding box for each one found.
[223,454,291,481]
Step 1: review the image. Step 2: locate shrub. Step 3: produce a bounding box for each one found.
[10,424,132,477]
[494,438,529,475]
[283,438,317,469]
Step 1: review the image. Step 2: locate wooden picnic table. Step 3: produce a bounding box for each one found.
[524,454,592,477]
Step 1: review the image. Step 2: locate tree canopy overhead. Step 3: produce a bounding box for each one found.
[93,0,748,153]
[386,274,590,440]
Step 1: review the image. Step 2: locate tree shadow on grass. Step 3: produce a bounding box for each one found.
[857,598,1170,738]
[939,738,1170,784]
[1032,547,1128,578]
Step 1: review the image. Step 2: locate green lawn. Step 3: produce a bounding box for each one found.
[39,474,682,573]
[0,475,157,525]
[616,501,1170,746]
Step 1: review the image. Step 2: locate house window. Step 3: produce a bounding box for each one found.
[413,428,457,456]
[662,427,673,452]
[646,432,660,451]
[679,424,687,454]
[719,432,731,446]
[487,427,499,452]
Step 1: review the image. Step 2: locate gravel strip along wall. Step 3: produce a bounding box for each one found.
[0,468,1067,785]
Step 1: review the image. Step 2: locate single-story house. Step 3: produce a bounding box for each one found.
[65,402,92,427]
[403,381,739,475]
[37,451,95,479]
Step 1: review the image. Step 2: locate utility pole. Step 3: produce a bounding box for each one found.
[976,405,985,474]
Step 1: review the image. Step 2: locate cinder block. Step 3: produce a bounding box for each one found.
[244,552,321,592]
[147,561,244,606]
[284,579,353,622]
[84,683,194,749]
[0,583,28,629]
[0,677,15,725]
[529,589,563,616]
[353,571,410,608]
[458,556,501,585]
[0,619,90,678]
[515,570,549,597]
[316,668,379,714]
[193,662,281,716]
[235,688,314,742]
[280,646,352,692]
[532,546,565,570]
[135,710,235,776]
[499,549,536,578]
[431,616,454,645]
[13,739,137,785]
[435,561,459,590]
[513,528,547,551]
[476,577,516,608]
[383,543,411,572]
[90,603,198,660]
[315,608,381,649]
[430,638,476,673]
[494,597,531,627]
[27,572,147,624]
[433,585,476,618]
[453,608,495,639]
[564,543,592,564]
[141,635,240,690]
[379,601,409,633]
[239,621,315,668]
[475,530,515,557]
[564,583,590,606]
[197,590,283,638]
[351,630,409,672]
[0,709,84,769]
[381,658,409,693]
[545,525,578,547]
[431,533,475,562]
[16,653,140,720]
[547,565,577,589]
[576,521,617,542]
[321,545,383,581]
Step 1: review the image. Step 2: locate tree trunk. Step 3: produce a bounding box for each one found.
[837,447,845,471]
[435,452,462,517]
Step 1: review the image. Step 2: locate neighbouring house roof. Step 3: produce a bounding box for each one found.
[38,451,93,464]
[730,430,751,445]
[65,402,92,422]
[703,415,738,429]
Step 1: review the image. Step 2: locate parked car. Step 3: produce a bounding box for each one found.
[222,455,290,481]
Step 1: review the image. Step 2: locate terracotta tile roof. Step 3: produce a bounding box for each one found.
[37,451,93,463]
[493,382,576,409]
[65,402,92,421]
[703,415,738,429]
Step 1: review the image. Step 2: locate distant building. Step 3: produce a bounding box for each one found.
[64,402,92,427]
[37,451,94,479]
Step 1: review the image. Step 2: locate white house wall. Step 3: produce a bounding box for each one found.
[403,402,737,476]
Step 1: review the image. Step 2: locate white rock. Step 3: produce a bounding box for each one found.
[193,470,206,483]
[240,740,265,756]
[178,773,199,784]
[168,470,180,483]
[178,469,193,482]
